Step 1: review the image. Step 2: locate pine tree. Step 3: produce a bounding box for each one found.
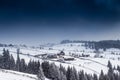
[49,63,61,80]
[93,74,98,80]
[27,60,33,74]
[107,61,115,80]
[86,74,92,80]
[2,49,10,69]
[0,54,3,68]
[66,66,76,80]
[37,66,45,80]
[42,61,51,78]
[31,60,35,74]
[78,70,88,80]
[10,54,15,70]
[107,61,113,73]
[59,64,66,75]
[34,61,40,74]
[66,66,71,80]
[99,70,104,80]
[16,49,20,71]
[59,71,67,80]
[72,67,79,80]
[117,65,120,72]
[103,75,110,80]
[20,59,26,72]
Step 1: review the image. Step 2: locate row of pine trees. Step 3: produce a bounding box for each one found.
[0,49,120,80]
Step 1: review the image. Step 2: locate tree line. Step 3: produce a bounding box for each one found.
[61,40,120,50]
[0,49,120,80]
[0,49,41,74]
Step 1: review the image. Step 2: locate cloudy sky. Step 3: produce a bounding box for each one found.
[0,0,120,45]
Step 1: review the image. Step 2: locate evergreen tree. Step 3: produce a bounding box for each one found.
[27,60,33,74]
[59,64,66,75]
[72,67,79,80]
[78,70,88,80]
[117,65,120,72]
[107,61,113,73]
[49,63,61,80]
[107,61,115,80]
[16,49,20,71]
[33,61,40,74]
[42,61,51,78]
[66,66,77,80]
[10,54,15,70]
[31,60,35,74]
[66,66,71,80]
[2,49,10,69]
[86,74,93,80]
[93,74,98,80]
[0,54,3,68]
[59,71,67,80]
[37,66,45,80]
[20,59,26,72]
[99,70,104,80]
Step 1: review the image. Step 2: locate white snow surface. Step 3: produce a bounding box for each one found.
[0,69,49,80]
[0,43,120,75]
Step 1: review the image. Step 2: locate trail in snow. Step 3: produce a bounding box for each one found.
[0,69,37,80]
[79,57,107,67]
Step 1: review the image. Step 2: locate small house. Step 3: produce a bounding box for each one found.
[57,51,65,56]
[63,56,75,61]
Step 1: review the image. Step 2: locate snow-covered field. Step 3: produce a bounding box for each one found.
[0,69,37,80]
[0,42,120,75]
[0,69,49,80]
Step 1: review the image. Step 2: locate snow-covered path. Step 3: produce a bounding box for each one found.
[0,69,49,80]
[0,69,37,80]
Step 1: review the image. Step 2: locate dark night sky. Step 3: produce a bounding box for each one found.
[0,0,120,45]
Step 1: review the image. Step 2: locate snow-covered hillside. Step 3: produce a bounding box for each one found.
[0,69,35,80]
[0,69,49,80]
[0,42,120,75]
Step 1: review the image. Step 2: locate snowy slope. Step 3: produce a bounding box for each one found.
[52,43,95,55]
[0,42,120,75]
[0,69,37,80]
[0,69,49,80]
